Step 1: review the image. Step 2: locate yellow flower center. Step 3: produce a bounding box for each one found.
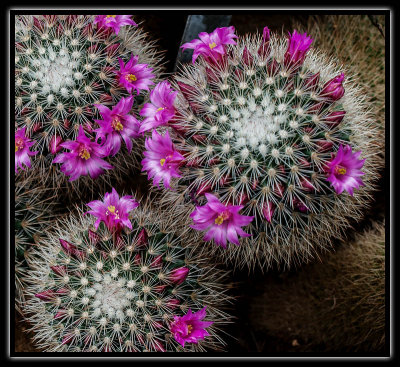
[106,205,120,219]
[335,165,347,175]
[156,107,165,112]
[187,324,193,334]
[160,158,166,167]
[209,42,217,49]
[125,74,137,82]
[106,15,116,22]
[111,117,124,131]
[79,148,91,160]
[215,211,230,225]
[107,205,116,213]
[15,138,24,152]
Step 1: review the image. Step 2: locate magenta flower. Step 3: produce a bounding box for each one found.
[181,26,238,64]
[52,126,113,181]
[326,144,365,196]
[94,96,141,156]
[190,193,254,248]
[86,187,139,232]
[94,15,137,35]
[170,307,213,348]
[139,81,178,134]
[284,30,313,69]
[116,54,155,95]
[319,73,345,102]
[15,127,38,173]
[169,267,189,285]
[141,129,185,189]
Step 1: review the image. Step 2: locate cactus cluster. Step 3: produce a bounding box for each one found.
[14,14,164,193]
[23,201,232,352]
[248,221,385,352]
[147,27,381,269]
[15,173,55,314]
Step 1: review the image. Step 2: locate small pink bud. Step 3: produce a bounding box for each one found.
[88,229,100,245]
[304,72,320,91]
[150,255,163,268]
[319,73,345,102]
[136,228,148,248]
[196,182,212,197]
[54,309,66,319]
[49,135,63,154]
[263,202,275,223]
[35,290,55,301]
[238,192,249,205]
[153,340,166,352]
[300,177,315,192]
[324,110,346,128]
[243,46,253,66]
[50,265,66,276]
[134,253,141,266]
[258,26,271,58]
[153,284,168,293]
[62,334,74,345]
[169,267,189,285]
[166,299,180,309]
[307,101,325,114]
[316,140,333,152]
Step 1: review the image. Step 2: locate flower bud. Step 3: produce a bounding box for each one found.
[263,202,275,223]
[324,110,346,128]
[169,267,189,285]
[49,135,63,154]
[319,73,345,102]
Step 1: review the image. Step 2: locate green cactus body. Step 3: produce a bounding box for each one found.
[24,204,232,352]
[157,30,382,269]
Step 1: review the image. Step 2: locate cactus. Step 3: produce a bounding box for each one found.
[14,15,164,195]
[23,199,233,352]
[15,172,55,315]
[293,15,385,155]
[248,221,385,352]
[142,26,382,270]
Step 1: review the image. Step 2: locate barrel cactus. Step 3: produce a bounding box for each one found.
[141,26,382,270]
[23,189,232,352]
[15,173,55,314]
[248,221,385,352]
[14,14,164,196]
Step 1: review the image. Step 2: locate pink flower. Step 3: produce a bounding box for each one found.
[169,267,189,285]
[190,193,254,248]
[116,54,155,95]
[139,81,178,134]
[52,126,113,181]
[94,15,137,35]
[141,129,185,189]
[170,307,213,348]
[86,187,139,231]
[181,26,238,64]
[94,96,141,156]
[284,30,313,69]
[326,144,365,196]
[15,127,38,173]
[319,73,345,102]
